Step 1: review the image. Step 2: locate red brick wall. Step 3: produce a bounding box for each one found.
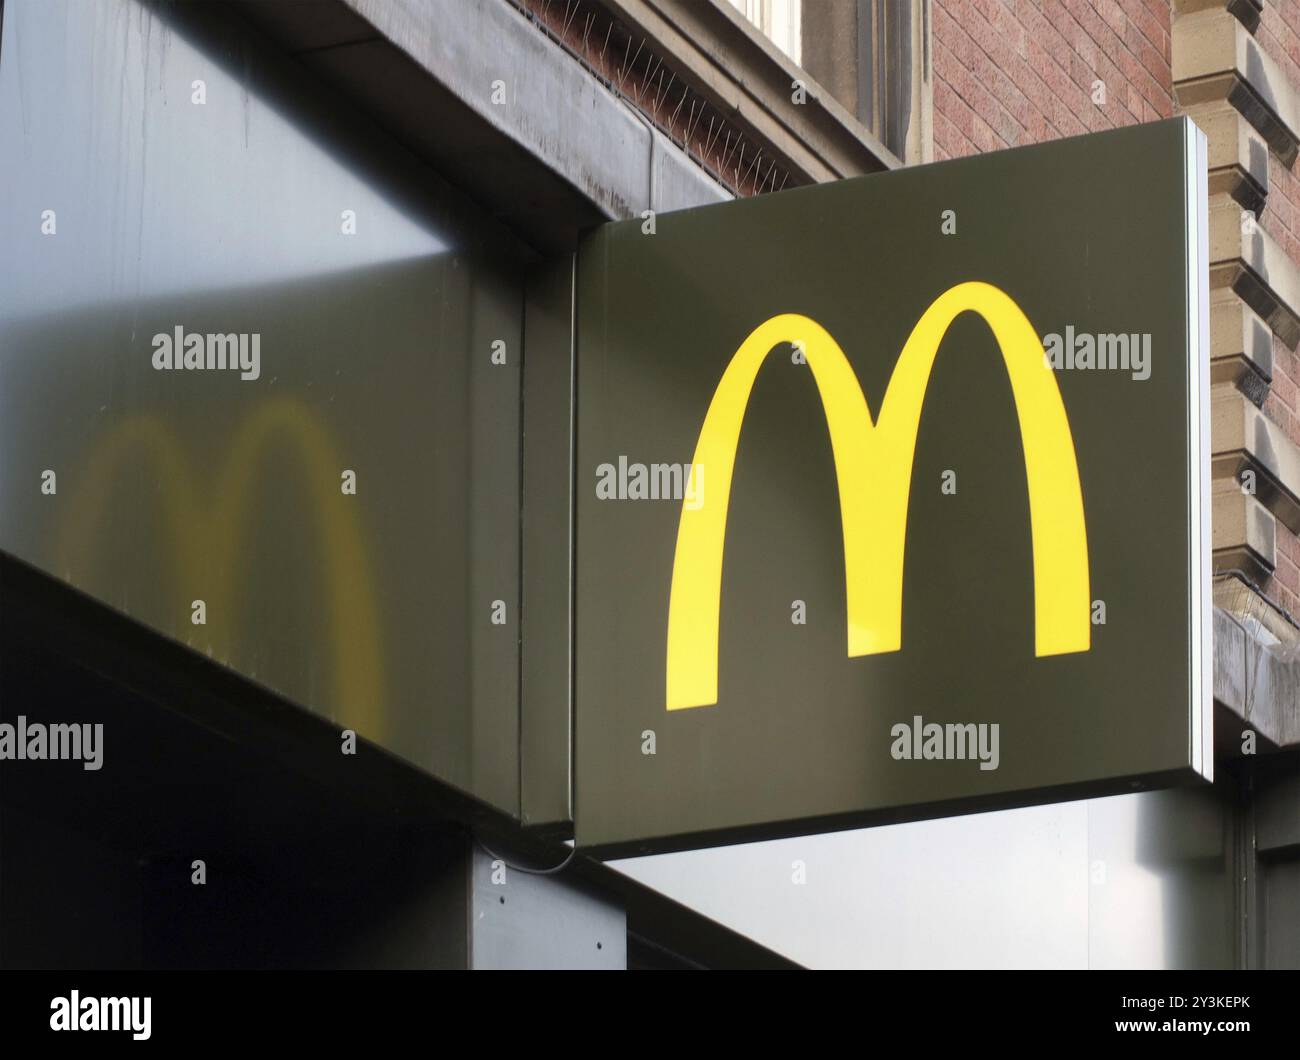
[933,1,1173,160]
[1255,3,1300,612]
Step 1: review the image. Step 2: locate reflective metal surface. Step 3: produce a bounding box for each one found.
[616,783,1236,968]
[0,0,526,810]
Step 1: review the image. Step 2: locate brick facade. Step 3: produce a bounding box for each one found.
[1255,2,1300,609]
[933,1,1173,159]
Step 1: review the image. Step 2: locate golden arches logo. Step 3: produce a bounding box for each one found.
[59,398,385,738]
[666,281,1091,711]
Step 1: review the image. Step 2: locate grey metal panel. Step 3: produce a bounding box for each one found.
[616,783,1240,968]
[338,0,725,223]
[520,256,577,827]
[1087,785,1234,969]
[469,272,525,812]
[1263,858,1300,969]
[1257,769,1300,853]
[469,845,625,969]
[1251,756,1300,969]
[0,0,523,811]
[618,802,1094,968]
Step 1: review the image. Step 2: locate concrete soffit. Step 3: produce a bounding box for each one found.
[1214,600,1300,752]
[231,0,901,252]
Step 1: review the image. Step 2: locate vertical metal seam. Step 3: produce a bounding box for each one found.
[568,250,578,823]
[516,280,527,821]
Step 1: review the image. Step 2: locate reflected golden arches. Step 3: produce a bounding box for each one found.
[59,416,205,599]
[60,399,384,739]
[666,281,1091,711]
[212,399,382,732]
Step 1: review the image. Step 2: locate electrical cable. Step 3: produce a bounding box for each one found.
[474,835,578,876]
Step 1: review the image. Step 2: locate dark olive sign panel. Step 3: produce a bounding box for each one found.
[575,120,1211,856]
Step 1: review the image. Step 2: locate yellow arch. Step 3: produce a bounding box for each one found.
[59,416,204,598]
[212,398,384,738]
[666,280,1090,711]
[59,403,385,739]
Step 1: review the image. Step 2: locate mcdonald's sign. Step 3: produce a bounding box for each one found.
[665,281,1091,713]
[575,120,1211,855]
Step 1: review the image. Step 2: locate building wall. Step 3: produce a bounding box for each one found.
[933,1,1173,157]
[1255,2,1300,611]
